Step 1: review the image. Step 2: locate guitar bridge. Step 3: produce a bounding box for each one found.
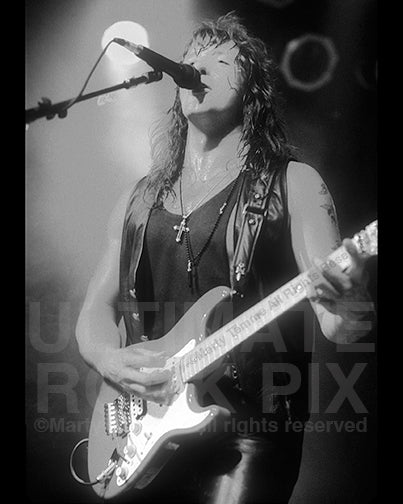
[104,393,145,437]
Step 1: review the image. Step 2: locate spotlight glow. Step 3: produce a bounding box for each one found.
[101,21,149,66]
[280,34,338,92]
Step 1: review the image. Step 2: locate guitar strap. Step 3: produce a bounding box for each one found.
[227,159,294,419]
[230,161,287,295]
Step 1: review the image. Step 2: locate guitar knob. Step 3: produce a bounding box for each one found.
[116,466,127,481]
[131,422,142,435]
[125,444,137,458]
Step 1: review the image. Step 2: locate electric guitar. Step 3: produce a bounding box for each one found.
[87,220,377,499]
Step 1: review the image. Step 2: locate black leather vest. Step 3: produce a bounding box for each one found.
[118,159,312,420]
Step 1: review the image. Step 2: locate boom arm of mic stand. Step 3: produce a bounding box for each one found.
[25,70,163,126]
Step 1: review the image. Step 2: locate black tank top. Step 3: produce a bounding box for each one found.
[136,178,241,340]
[120,162,312,420]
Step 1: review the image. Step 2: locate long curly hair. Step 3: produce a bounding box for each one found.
[145,11,291,203]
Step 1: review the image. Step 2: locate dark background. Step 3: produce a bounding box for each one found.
[26,0,377,502]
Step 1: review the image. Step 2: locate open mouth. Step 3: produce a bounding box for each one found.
[192,83,210,95]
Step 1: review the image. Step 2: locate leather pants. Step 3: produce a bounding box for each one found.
[113,428,304,504]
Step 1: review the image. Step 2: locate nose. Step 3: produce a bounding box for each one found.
[194,64,207,76]
[193,59,208,75]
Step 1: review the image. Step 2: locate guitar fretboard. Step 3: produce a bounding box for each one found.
[180,244,353,382]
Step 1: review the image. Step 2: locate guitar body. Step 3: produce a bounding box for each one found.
[86,220,377,500]
[88,285,232,500]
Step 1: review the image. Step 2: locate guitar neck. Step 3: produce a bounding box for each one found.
[180,244,352,383]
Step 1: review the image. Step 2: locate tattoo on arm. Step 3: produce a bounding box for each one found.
[319,183,329,195]
[320,203,338,226]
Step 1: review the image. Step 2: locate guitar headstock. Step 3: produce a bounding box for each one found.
[352,220,378,256]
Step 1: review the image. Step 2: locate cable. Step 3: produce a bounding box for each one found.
[59,39,116,116]
[69,438,99,486]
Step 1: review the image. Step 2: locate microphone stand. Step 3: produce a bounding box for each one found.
[25,70,163,126]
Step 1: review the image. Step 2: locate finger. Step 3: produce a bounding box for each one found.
[120,380,170,402]
[142,383,174,405]
[344,240,371,290]
[135,346,167,359]
[313,256,343,277]
[343,238,360,260]
[322,270,353,294]
[306,283,345,315]
[315,285,339,302]
[306,284,330,303]
[312,259,344,296]
[123,380,173,405]
[312,258,353,295]
[306,285,333,306]
[125,367,172,386]
[124,382,147,397]
[343,238,367,272]
[311,296,340,315]
[126,347,167,367]
[305,284,316,300]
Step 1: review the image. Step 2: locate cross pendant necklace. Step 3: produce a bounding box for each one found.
[171,168,243,293]
[172,170,232,244]
[173,216,190,243]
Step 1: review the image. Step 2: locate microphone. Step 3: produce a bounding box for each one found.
[113,38,202,90]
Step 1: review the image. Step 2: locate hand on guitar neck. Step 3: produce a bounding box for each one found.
[305,237,376,343]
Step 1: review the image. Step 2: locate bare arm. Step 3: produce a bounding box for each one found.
[75,189,128,370]
[287,161,375,344]
[75,187,172,402]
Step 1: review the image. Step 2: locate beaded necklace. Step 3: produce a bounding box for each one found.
[174,169,244,291]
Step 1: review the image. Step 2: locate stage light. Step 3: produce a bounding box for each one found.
[280,34,339,92]
[101,21,149,66]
